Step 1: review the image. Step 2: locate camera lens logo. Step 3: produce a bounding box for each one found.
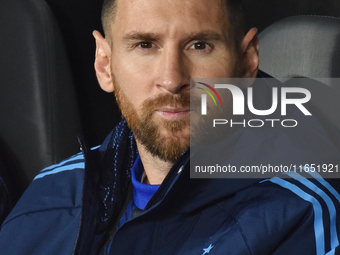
[196,82,222,115]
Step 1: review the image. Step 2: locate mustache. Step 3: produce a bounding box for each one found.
[138,93,202,121]
[141,93,191,112]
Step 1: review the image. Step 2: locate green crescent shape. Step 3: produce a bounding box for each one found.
[197,87,217,106]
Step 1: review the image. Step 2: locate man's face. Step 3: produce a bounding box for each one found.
[108,0,243,162]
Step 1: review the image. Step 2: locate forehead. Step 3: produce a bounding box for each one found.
[111,0,230,38]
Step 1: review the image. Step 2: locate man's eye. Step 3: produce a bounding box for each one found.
[138,42,153,48]
[190,42,209,50]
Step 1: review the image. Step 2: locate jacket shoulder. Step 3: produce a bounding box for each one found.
[221,173,340,255]
[8,151,86,221]
[0,151,87,255]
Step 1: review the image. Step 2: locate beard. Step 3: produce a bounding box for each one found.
[113,52,243,162]
[114,82,190,162]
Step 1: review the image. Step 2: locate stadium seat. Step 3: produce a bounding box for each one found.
[0,0,82,213]
[259,15,340,78]
[259,16,340,133]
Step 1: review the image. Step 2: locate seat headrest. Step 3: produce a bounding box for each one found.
[259,16,340,78]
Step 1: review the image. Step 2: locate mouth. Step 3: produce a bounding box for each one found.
[154,108,191,120]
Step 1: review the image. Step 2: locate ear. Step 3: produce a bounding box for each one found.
[240,27,259,79]
[93,30,115,93]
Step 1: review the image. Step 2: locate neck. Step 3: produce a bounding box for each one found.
[136,141,175,185]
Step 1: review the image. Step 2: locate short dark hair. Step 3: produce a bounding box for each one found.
[225,0,246,46]
[101,0,117,41]
[101,0,245,45]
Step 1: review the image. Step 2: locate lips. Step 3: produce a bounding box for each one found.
[155,108,190,120]
[156,107,190,113]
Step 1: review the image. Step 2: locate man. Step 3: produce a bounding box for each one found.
[1,0,340,254]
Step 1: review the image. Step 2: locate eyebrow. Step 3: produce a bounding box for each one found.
[122,32,161,42]
[122,30,226,42]
[186,31,226,42]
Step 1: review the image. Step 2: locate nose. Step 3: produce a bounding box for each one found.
[154,45,190,94]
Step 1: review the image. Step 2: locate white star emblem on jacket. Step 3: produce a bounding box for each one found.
[202,244,214,255]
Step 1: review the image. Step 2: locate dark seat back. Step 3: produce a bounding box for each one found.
[258,15,340,146]
[0,0,82,200]
[259,16,340,78]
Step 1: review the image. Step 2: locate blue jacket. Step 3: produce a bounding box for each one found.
[1,77,340,255]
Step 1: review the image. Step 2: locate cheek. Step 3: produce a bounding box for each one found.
[112,55,153,108]
[115,54,150,82]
